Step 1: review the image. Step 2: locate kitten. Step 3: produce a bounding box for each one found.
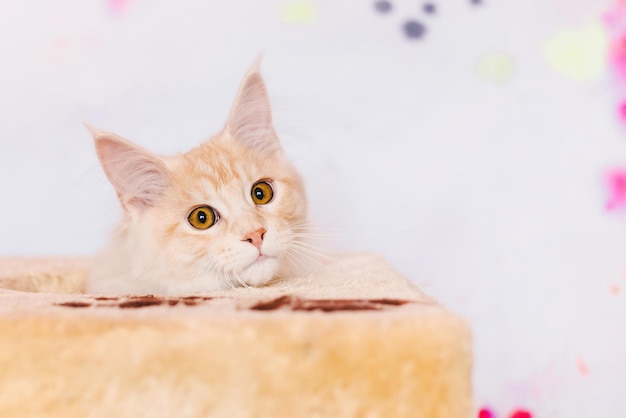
[87,61,313,295]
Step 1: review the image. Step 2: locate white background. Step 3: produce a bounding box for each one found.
[1,0,625,416]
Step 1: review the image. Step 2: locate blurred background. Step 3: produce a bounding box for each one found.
[1,0,625,416]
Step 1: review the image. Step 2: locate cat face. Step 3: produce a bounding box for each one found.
[88,62,309,294]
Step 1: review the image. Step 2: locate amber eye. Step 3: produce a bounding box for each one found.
[251,180,274,205]
[188,206,218,230]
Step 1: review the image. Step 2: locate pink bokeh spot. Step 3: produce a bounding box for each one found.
[606,1,626,85]
[576,356,590,377]
[619,100,626,121]
[107,0,131,15]
[605,169,626,211]
[509,410,533,418]
[478,407,496,418]
[610,37,626,82]
[604,0,626,26]
[603,2,626,123]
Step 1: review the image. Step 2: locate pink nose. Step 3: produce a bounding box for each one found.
[242,228,266,250]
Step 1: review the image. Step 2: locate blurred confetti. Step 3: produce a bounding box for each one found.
[609,36,626,82]
[610,283,621,295]
[403,20,427,40]
[604,1,626,127]
[604,169,626,211]
[374,0,392,14]
[543,21,608,82]
[372,0,483,42]
[280,0,319,24]
[619,100,626,122]
[576,356,589,377]
[603,0,626,29]
[477,52,516,82]
[605,1,626,82]
[423,3,436,15]
[107,0,132,15]
[508,410,532,418]
[478,407,496,418]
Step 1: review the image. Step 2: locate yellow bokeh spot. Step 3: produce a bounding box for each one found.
[280,1,319,24]
[477,53,516,82]
[543,21,608,83]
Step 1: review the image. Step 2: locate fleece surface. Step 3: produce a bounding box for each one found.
[0,253,472,418]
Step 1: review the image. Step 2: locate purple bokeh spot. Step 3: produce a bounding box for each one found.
[423,3,436,14]
[403,20,427,39]
[374,1,393,13]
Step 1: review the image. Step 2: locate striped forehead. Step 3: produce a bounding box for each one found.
[178,143,260,196]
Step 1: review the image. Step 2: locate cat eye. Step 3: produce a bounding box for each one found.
[251,180,274,205]
[188,206,218,230]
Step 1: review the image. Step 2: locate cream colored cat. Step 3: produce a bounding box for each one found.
[87,62,313,295]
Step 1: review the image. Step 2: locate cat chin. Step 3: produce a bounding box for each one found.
[236,256,281,287]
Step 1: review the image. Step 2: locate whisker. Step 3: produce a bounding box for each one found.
[289,240,333,254]
[289,243,334,262]
[220,269,236,292]
[286,221,343,233]
[286,246,327,265]
[191,258,213,286]
[234,271,254,291]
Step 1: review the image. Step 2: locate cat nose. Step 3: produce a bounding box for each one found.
[242,228,266,250]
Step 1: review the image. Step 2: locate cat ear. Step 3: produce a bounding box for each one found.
[225,58,281,153]
[86,124,170,211]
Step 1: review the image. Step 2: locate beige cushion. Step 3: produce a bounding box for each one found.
[0,253,472,418]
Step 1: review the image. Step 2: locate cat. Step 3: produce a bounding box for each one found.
[87,61,315,295]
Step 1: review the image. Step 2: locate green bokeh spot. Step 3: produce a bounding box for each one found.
[280,1,319,24]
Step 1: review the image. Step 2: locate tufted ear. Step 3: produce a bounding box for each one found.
[225,58,281,154]
[86,124,170,211]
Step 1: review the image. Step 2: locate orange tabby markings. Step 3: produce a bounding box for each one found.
[87,60,315,295]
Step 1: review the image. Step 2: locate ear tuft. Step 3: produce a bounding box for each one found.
[87,126,169,210]
[225,59,281,153]
[83,122,102,138]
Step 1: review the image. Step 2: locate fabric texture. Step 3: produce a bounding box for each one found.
[0,253,472,418]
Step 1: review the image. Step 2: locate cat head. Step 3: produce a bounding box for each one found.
[89,62,308,293]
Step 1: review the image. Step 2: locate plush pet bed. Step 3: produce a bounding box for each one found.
[0,253,472,418]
